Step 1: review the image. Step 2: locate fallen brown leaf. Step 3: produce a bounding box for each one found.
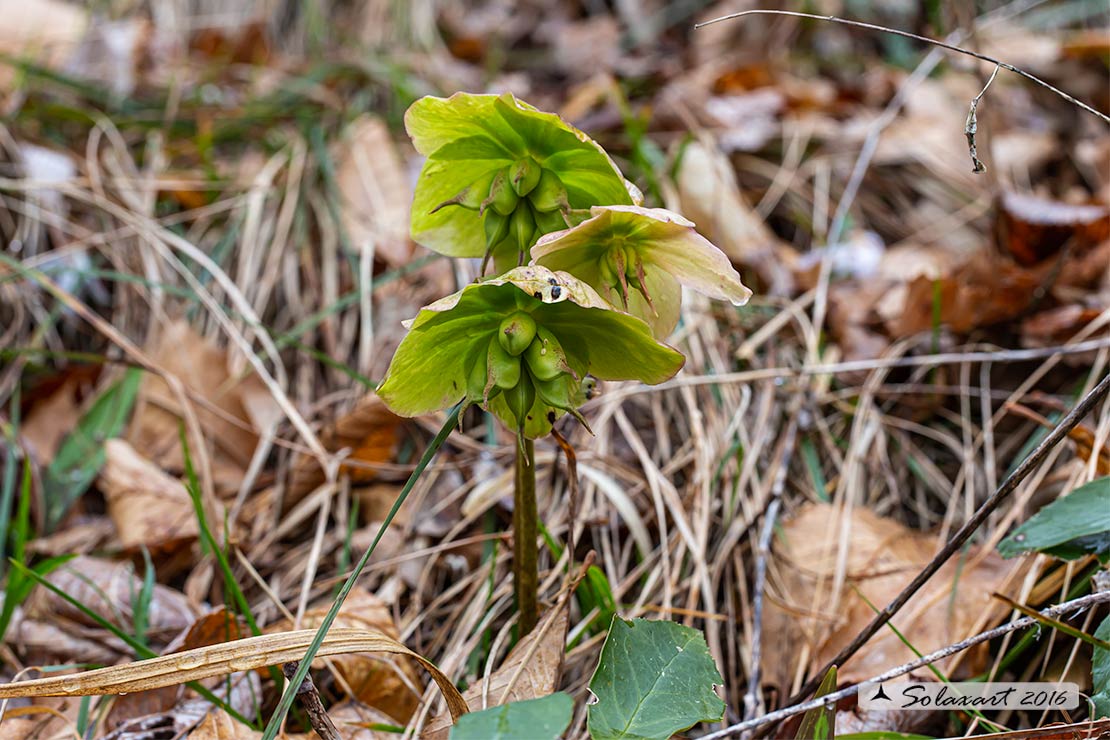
[762,503,1027,689]
[99,439,201,550]
[334,116,413,267]
[24,556,198,648]
[287,395,402,507]
[996,190,1110,267]
[126,321,281,494]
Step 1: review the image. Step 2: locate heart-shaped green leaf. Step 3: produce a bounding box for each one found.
[448,693,573,740]
[998,476,1110,559]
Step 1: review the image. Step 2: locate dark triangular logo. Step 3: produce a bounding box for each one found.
[871,684,891,701]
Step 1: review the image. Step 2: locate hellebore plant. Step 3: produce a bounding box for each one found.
[379,92,751,635]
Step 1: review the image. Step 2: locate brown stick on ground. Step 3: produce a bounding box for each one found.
[282,662,341,740]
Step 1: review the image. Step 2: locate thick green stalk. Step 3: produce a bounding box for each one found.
[513,435,539,636]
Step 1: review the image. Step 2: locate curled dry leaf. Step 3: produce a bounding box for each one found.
[98,439,201,550]
[0,628,469,723]
[762,503,1028,689]
[335,116,414,267]
[996,190,1110,266]
[422,599,568,740]
[127,321,281,494]
[267,589,423,723]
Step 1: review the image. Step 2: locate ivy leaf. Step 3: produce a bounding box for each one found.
[406,93,638,260]
[997,477,1110,559]
[587,618,724,740]
[1093,614,1110,719]
[448,693,573,740]
[532,205,751,337]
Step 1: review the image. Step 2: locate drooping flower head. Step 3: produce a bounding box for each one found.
[530,205,753,338]
[406,93,641,274]
[376,266,684,439]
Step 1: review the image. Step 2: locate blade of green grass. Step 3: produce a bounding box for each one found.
[260,404,462,740]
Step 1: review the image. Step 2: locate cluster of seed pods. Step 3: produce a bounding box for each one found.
[434,157,572,271]
[467,309,590,432]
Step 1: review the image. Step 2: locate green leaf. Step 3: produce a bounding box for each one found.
[448,693,573,740]
[532,205,751,337]
[795,665,837,740]
[998,477,1110,559]
[42,368,143,531]
[587,618,724,740]
[405,93,636,259]
[1093,614,1110,718]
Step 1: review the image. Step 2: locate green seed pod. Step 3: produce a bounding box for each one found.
[535,374,593,433]
[498,311,537,356]
[523,326,572,382]
[510,205,536,254]
[528,169,569,213]
[486,336,522,399]
[484,210,510,250]
[533,207,570,236]
[509,158,541,197]
[503,373,536,430]
[467,350,494,403]
[430,168,499,214]
[483,168,519,216]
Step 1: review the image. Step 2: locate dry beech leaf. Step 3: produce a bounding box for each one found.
[996,190,1110,266]
[127,321,281,493]
[267,589,423,723]
[422,600,568,740]
[0,628,469,723]
[0,716,45,740]
[20,373,88,465]
[184,702,397,740]
[761,503,1027,688]
[25,556,198,647]
[98,439,200,550]
[188,709,260,740]
[287,395,402,507]
[334,116,413,266]
[891,252,1046,337]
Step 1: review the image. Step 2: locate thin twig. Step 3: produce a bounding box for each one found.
[281,662,341,740]
[700,590,1110,738]
[966,65,1001,173]
[782,370,1110,709]
[741,407,803,729]
[695,10,1110,125]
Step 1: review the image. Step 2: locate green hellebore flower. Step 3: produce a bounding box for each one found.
[406,92,641,274]
[530,205,753,338]
[376,266,684,438]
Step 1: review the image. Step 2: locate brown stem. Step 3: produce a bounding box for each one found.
[281,662,341,740]
[514,435,539,636]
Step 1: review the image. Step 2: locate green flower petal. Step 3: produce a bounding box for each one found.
[531,205,752,336]
[405,93,637,259]
[377,266,684,436]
